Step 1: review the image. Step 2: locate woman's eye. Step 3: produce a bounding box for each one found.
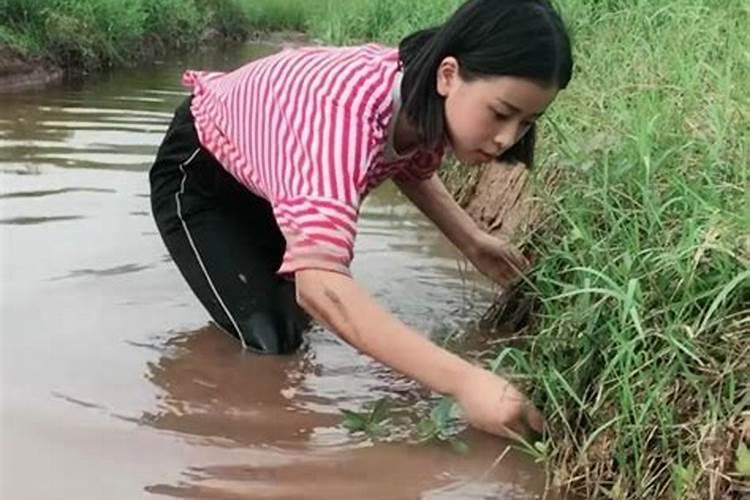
[494,111,510,121]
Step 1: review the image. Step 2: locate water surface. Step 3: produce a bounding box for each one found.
[0,43,545,499]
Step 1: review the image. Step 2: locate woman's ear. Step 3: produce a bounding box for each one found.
[436,56,459,97]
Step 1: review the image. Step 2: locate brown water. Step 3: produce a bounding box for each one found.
[0,43,547,499]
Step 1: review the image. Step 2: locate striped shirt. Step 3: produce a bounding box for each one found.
[183,44,444,276]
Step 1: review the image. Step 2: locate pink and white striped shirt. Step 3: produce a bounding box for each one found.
[183,44,444,276]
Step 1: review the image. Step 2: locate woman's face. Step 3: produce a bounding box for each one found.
[437,57,559,165]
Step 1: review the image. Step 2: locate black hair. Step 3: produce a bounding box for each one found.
[398,0,573,168]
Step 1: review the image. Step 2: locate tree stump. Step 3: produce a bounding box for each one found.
[456,161,540,240]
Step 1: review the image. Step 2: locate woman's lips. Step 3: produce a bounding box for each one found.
[478,152,495,163]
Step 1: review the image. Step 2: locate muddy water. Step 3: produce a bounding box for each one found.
[0,44,546,499]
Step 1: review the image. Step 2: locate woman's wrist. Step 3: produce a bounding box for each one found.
[446,361,481,399]
[436,352,480,398]
[463,226,487,261]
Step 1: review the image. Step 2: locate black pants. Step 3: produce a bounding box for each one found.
[149,97,309,354]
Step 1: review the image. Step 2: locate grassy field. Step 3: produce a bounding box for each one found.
[3,0,748,498]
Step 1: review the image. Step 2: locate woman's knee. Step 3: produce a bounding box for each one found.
[234,311,304,355]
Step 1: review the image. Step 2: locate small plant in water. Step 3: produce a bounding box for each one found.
[340,396,469,453]
[341,397,392,439]
[415,397,470,454]
[515,436,550,463]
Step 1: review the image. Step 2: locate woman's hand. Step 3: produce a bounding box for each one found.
[393,175,529,286]
[467,231,529,288]
[455,367,544,438]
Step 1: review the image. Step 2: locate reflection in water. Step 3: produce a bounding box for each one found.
[139,326,335,449]
[138,327,543,500]
[0,45,278,174]
[0,91,177,171]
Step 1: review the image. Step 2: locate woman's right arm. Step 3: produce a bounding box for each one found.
[295,268,544,436]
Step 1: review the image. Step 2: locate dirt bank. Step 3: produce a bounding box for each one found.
[454,162,538,239]
[0,31,311,94]
[0,47,63,93]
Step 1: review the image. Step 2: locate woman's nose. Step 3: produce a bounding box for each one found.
[493,122,523,152]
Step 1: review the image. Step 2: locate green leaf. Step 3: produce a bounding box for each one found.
[341,409,368,432]
[416,419,437,440]
[430,397,455,427]
[369,398,390,424]
[449,438,470,455]
[534,441,548,455]
[673,462,697,497]
[368,421,389,438]
[736,441,750,476]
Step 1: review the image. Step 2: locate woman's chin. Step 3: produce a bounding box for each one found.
[452,150,471,164]
[455,151,492,166]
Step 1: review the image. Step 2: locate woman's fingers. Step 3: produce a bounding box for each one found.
[499,395,545,440]
[524,404,545,434]
[496,412,543,441]
[497,263,519,286]
[496,248,529,288]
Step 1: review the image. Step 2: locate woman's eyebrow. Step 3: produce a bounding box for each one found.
[496,98,545,118]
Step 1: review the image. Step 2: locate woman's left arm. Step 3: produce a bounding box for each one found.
[394,174,481,255]
[394,174,528,287]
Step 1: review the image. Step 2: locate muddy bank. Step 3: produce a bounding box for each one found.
[0,47,63,93]
[0,30,310,94]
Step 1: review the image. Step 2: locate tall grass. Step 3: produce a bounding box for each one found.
[489,2,749,498]
[240,1,749,497]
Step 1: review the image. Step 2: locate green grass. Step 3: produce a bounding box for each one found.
[3,0,747,497]
[0,0,255,69]
[489,2,749,498]
[240,0,311,33]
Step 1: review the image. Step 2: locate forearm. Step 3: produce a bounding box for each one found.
[296,269,475,396]
[394,174,480,255]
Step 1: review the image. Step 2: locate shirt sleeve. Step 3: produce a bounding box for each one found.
[273,195,360,277]
[262,48,397,276]
[270,109,368,277]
